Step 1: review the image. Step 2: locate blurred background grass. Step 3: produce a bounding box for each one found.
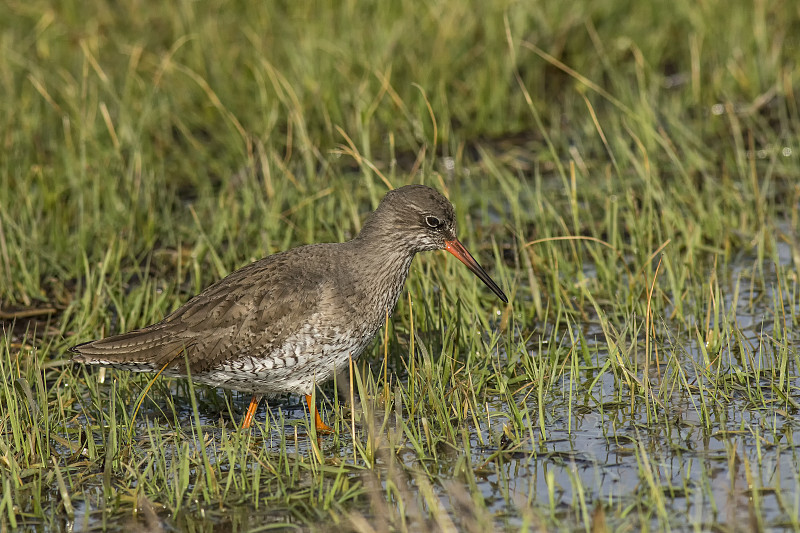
[2,0,796,312]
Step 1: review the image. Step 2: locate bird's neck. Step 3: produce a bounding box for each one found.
[349,235,417,317]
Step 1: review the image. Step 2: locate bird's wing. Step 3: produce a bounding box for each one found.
[71,250,328,374]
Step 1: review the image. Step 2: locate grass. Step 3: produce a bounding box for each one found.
[2,0,799,530]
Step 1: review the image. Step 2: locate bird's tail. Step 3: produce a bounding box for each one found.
[70,326,191,372]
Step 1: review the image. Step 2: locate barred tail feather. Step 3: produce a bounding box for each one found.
[70,325,194,371]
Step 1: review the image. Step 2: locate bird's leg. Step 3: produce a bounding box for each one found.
[306,394,333,434]
[241,393,262,429]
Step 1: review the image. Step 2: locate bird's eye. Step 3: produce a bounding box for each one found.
[425,216,441,228]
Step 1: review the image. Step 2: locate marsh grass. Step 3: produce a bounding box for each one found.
[2,0,800,530]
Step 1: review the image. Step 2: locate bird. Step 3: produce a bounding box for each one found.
[71,184,508,432]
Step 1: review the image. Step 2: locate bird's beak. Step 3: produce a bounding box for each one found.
[445,239,508,303]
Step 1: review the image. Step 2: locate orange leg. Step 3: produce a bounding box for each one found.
[305,394,333,434]
[241,394,262,429]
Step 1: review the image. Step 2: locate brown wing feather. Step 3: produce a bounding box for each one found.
[70,245,329,375]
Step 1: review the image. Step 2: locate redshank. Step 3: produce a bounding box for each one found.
[71,185,507,431]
